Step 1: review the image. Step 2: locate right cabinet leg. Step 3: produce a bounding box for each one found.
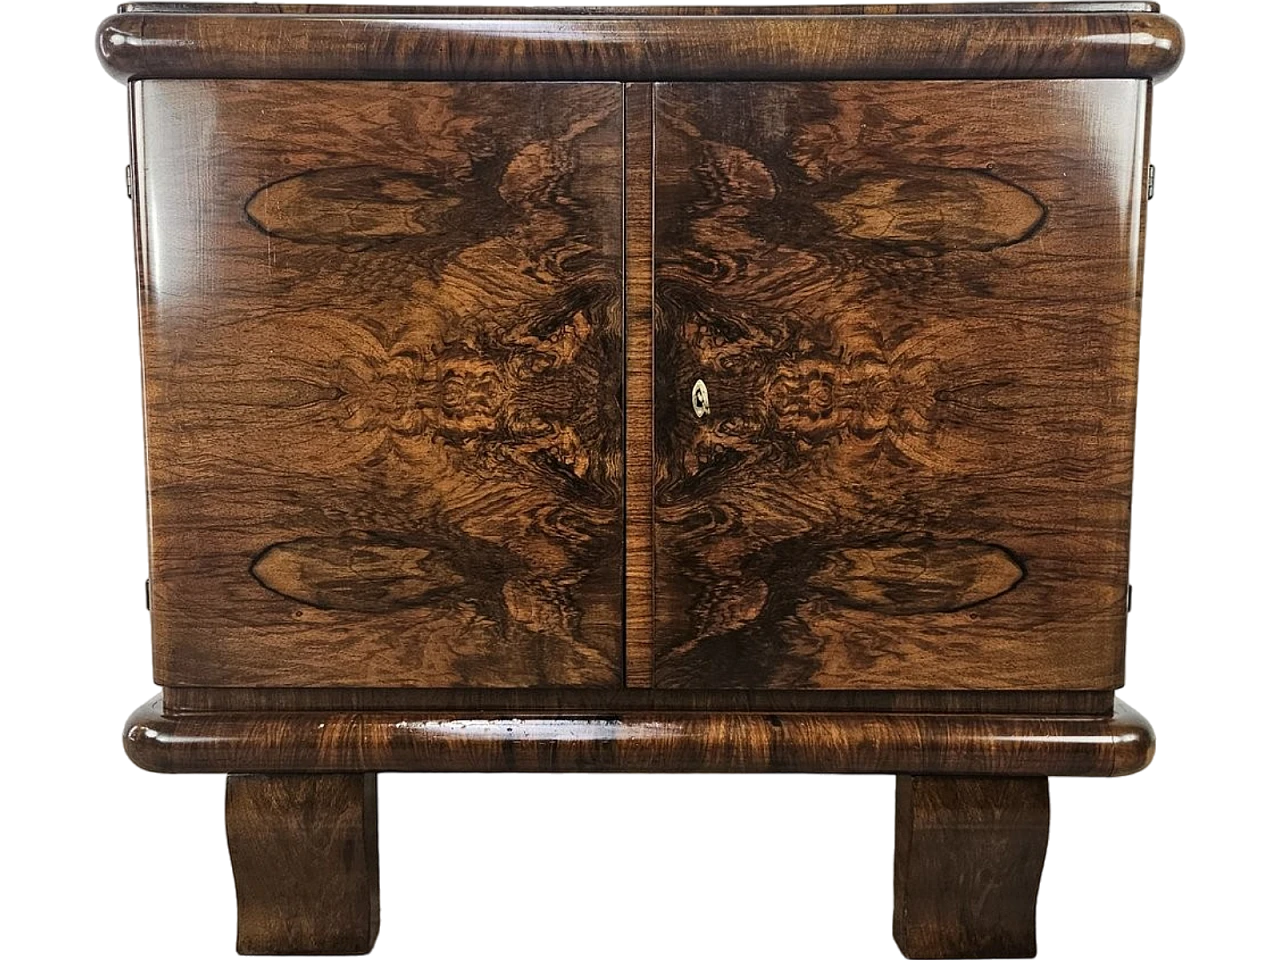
[226,773,380,955]
[893,775,1050,959]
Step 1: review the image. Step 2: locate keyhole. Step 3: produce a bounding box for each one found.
[691,379,711,419]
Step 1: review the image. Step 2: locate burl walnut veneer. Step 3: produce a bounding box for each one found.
[97,4,1183,956]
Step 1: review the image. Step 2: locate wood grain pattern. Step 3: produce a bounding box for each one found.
[226,774,379,955]
[652,80,1149,690]
[124,695,1155,776]
[132,80,624,687]
[624,82,655,688]
[96,10,1185,85]
[161,686,1115,717]
[116,4,1168,14]
[894,776,1049,959]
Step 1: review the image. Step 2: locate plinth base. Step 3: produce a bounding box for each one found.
[124,695,1153,956]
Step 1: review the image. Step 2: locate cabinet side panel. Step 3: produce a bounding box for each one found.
[652,80,1146,690]
[134,80,624,687]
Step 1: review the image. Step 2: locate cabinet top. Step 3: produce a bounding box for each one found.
[98,3,1183,84]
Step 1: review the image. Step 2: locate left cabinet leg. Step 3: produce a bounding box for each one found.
[893,775,1049,959]
[226,774,380,955]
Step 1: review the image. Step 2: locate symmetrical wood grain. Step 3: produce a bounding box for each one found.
[96,8,1185,85]
[894,776,1049,959]
[99,14,1180,960]
[652,80,1149,689]
[124,695,1155,776]
[226,774,379,955]
[132,80,624,687]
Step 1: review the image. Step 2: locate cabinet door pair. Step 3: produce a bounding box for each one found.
[132,80,1148,692]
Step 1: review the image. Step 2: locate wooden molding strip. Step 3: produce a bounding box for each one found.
[97,12,1185,84]
[161,687,1116,715]
[124,695,1155,776]
[623,82,655,688]
[116,5,1167,15]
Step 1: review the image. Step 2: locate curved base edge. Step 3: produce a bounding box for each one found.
[123,696,1154,777]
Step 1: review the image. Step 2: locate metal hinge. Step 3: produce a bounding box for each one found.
[1146,164,1156,201]
[1127,583,1133,613]
[125,164,134,200]
[143,578,152,675]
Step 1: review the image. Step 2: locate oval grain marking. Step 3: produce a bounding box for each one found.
[120,80,626,687]
[245,166,466,244]
[250,535,466,613]
[810,539,1026,615]
[817,168,1047,252]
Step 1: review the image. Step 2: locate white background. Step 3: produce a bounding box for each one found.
[3,1,1276,957]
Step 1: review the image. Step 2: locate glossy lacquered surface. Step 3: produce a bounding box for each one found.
[100,8,1182,957]
[132,80,625,688]
[115,3,1169,12]
[129,75,1153,693]
[652,79,1149,690]
[97,8,1184,84]
[123,695,1155,776]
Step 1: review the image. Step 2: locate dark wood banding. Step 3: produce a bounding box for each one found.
[97,11,1185,84]
[124,695,1155,776]
[116,4,1166,15]
[162,687,1116,716]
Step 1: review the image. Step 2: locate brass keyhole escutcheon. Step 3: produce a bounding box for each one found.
[691,379,711,419]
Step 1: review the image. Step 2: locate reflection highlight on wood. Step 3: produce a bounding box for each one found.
[97,9,1185,84]
[652,80,1148,690]
[133,80,625,687]
[125,695,1155,776]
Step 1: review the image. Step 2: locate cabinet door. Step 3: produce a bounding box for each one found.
[652,81,1148,690]
[134,81,623,687]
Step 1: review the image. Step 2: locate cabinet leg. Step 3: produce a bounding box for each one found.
[226,774,380,955]
[893,776,1049,959]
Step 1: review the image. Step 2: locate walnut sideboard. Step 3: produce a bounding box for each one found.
[96,4,1184,956]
